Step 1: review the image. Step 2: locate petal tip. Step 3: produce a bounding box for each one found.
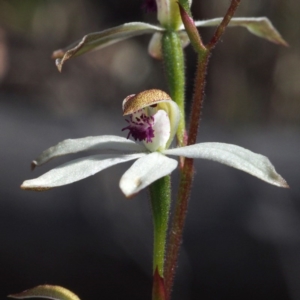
[123,192,138,199]
[20,182,51,192]
[31,161,37,170]
[271,171,289,188]
[279,177,289,188]
[120,178,142,198]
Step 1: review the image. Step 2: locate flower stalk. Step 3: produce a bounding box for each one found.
[149,175,172,276]
[164,1,242,298]
[162,31,186,146]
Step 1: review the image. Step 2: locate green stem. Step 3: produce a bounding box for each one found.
[150,175,172,276]
[162,31,186,147]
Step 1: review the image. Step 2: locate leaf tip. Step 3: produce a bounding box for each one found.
[279,39,289,47]
[246,17,289,47]
[52,49,65,59]
[271,34,289,47]
[55,59,63,73]
[7,292,27,299]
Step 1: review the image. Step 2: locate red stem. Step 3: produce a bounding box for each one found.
[164,1,242,299]
[164,51,210,299]
[207,0,241,50]
[152,268,167,300]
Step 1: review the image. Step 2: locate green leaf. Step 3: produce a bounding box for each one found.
[193,17,288,46]
[52,22,164,72]
[8,285,80,300]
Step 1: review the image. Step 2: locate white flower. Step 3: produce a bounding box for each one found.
[21,89,288,197]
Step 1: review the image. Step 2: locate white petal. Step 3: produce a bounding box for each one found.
[155,99,180,150]
[164,143,288,188]
[156,0,179,29]
[148,31,190,60]
[143,110,170,152]
[120,152,178,197]
[178,31,191,49]
[32,135,144,168]
[21,153,144,191]
[148,32,163,59]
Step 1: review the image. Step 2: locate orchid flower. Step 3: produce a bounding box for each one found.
[52,0,287,71]
[21,89,288,197]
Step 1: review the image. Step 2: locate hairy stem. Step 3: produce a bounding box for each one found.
[164,51,209,299]
[162,31,186,146]
[150,175,172,276]
[207,0,241,50]
[164,1,241,298]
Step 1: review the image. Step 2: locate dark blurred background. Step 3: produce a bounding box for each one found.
[0,0,299,299]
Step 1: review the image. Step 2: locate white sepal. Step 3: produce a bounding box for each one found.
[164,143,288,187]
[21,153,145,191]
[32,135,145,168]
